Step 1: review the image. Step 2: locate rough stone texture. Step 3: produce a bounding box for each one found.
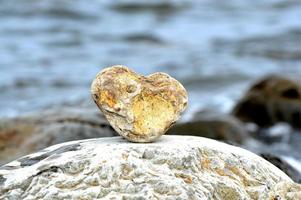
[168,111,248,144]
[0,106,116,165]
[233,75,301,128]
[266,181,301,200]
[91,65,188,142]
[1,136,299,200]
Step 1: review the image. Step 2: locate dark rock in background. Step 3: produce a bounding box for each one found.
[167,111,249,144]
[0,106,117,165]
[233,75,301,128]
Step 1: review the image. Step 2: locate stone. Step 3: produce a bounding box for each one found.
[167,111,248,144]
[91,65,188,143]
[1,136,299,200]
[0,106,116,165]
[267,181,301,200]
[232,75,301,128]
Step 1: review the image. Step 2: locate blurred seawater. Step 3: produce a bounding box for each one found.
[1,0,301,117]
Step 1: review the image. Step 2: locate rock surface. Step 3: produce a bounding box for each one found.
[91,65,188,142]
[233,75,301,128]
[1,136,299,200]
[0,106,116,165]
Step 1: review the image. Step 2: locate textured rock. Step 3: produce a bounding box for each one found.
[91,65,188,142]
[233,75,301,128]
[168,111,248,144]
[1,136,299,200]
[267,181,301,200]
[0,106,116,165]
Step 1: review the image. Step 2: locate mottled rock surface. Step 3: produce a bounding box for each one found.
[233,75,301,128]
[91,65,188,142]
[1,136,299,200]
[0,106,116,165]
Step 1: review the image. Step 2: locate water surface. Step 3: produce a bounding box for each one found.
[1,0,301,117]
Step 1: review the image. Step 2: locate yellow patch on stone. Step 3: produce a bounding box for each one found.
[100,90,116,108]
[132,92,175,136]
[200,157,211,169]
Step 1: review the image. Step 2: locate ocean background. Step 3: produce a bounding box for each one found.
[1,0,301,118]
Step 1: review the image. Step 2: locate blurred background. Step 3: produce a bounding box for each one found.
[1,0,301,182]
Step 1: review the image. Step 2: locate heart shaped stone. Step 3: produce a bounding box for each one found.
[91,65,188,142]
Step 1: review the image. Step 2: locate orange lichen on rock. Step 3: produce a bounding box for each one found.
[91,65,188,142]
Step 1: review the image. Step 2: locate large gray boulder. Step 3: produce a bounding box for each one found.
[1,136,300,199]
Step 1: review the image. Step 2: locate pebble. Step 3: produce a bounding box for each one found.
[91,65,188,142]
